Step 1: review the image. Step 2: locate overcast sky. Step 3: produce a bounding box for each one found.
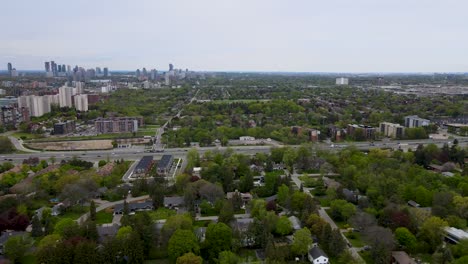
[1,0,467,72]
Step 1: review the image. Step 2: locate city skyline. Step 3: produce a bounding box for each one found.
[1,0,468,72]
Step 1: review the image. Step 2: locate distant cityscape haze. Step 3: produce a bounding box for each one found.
[1,0,467,72]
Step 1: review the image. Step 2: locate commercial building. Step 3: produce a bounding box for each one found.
[133,156,154,177]
[404,115,430,128]
[347,124,376,140]
[59,86,74,108]
[73,94,88,111]
[157,155,174,176]
[379,122,405,139]
[336,77,349,85]
[53,120,76,135]
[94,117,139,134]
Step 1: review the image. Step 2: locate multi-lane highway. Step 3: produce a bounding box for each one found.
[1,138,466,164]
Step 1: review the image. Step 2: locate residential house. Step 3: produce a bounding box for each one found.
[288,216,301,231]
[308,246,329,264]
[407,200,420,208]
[226,190,253,207]
[113,201,154,215]
[97,224,119,243]
[133,156,154,178]
[163,196,185,209]
[157,155,173,176]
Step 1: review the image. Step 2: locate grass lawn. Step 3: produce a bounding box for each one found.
[12,132,43,140]
[145,208,176,221]
[19,254,36,264]
[95,210,113,224]
[359,251,373,264]
[59,205,88,220]
[344,231,366,247]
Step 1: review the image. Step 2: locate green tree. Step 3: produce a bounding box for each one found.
[116,225,134,239]
[249,199,267,219]
[74,240,101,264]
[0,136,14,154]
[418,216,448,251]
[275,216,292,236]
[54,218,80,238]
[328,228,346,257]
[31,215,43,237]
[395,227,417,252]
[218,251,238,264]
[89,200,96,221]
[291,228,312,259]
[330,199,356,221]
[277,184,290,206]
[168,229,200,262]
[205,223,233,261]
[4,234,33,263]
[218,200,235,224]
[282,147,297,172]
[176,252,203,264]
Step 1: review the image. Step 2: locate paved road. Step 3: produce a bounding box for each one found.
[8,136,39,153]
[290,171,364,262]
[3,138,466,165]
[5,136,461,175]
[76,195,150,224]
[155,213,251,224]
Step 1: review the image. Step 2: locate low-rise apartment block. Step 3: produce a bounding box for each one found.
[94,117,140,134]
[379,122,405,139]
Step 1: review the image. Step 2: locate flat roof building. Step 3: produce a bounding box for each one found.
[405,115,430,128]
[380,122,405,139]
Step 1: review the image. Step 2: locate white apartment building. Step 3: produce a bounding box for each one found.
[18,95,51,117]
[336,77,349,85]
[59,86,73,108]
[73,94,88,112]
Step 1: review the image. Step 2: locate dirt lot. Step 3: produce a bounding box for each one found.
[27,140,113,151]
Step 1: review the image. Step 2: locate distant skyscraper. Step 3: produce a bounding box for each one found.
[96,67,102,74]
[7,63,12,76]
[58,65,62,72]
[142,68,147,77]
[103,67,109,77]
[45,62,50,72]
[169,64,174,71]
[62,64,66,72]
[136,69,141,78]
